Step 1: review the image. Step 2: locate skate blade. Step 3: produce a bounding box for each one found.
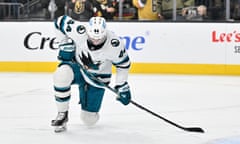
[54,123,67,133]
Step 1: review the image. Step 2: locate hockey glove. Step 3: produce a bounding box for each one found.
[58,39,75,61]
[114,82,131,105]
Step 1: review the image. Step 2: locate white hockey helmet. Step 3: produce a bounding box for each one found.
[87,16,107,45]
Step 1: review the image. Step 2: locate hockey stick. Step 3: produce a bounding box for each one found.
[85,72,204,133]
[129,100,205,133]
[103,82,204,133]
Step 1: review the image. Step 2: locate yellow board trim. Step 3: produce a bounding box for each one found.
[0,62,59,72]
[1,61,240,75]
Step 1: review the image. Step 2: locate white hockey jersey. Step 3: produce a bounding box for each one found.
[54,15,131,86]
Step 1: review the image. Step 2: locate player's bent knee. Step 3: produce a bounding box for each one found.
[53,65,74,87]
[80,110,99,126]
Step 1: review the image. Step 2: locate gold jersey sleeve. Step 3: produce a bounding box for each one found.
[132,0,159,20]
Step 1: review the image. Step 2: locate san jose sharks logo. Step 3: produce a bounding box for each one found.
[79,51,101,70]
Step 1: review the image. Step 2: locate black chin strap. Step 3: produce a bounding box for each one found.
[87,38,107,51]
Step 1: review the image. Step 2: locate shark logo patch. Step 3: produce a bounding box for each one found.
[79,52,101,70]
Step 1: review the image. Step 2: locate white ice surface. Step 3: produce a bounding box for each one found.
[1,73,240,144]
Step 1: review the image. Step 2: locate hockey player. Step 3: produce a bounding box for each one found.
[51,15,131,132]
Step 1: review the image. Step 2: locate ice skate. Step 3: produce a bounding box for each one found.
[51,111,68,133]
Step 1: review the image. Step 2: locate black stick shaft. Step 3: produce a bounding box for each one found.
[103,82,204,133]
[130,100,184,129]
[130,100,204,133]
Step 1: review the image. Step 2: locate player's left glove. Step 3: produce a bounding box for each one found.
[114,82,131,105]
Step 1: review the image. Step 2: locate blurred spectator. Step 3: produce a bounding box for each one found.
[132,0,159,20]
[92,0,117,20]
[50,0,66,19]
[195,0,223,20]
[230,0,240,20]
[182,4,207,21]
[114,0,137,20]
[68,0,94,20]
[41,0,66,19]
[156,0,195,20]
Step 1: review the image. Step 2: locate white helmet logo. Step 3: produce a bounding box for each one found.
[94,29,99,34]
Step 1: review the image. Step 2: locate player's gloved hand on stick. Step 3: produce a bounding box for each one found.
[114,82,131,105]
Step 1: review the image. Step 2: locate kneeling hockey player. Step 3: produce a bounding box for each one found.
[51,15,131,132]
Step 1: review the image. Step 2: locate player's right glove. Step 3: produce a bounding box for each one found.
[114,82,131,105]
[58,39,75,61]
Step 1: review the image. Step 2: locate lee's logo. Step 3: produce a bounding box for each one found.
[212,30,240,43]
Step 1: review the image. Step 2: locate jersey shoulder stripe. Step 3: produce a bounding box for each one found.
[54,15,69,35]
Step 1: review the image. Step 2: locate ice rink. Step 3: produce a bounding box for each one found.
[1,72,240,144]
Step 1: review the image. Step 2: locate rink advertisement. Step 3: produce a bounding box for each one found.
[0,22,240,74]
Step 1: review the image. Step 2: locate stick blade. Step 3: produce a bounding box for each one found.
[184,127,205,133]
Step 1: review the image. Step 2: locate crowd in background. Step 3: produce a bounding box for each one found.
[0,0,239,21]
